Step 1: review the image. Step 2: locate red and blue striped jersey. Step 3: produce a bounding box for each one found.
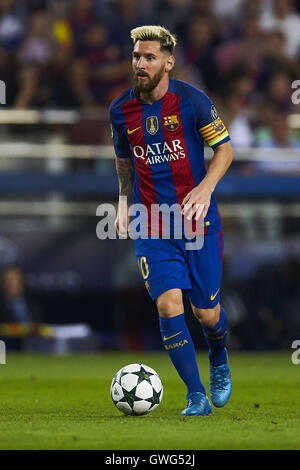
[109,78,230,235]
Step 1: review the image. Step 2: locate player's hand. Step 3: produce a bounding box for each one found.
[181,181,213,220]
[115,211,131,239]
[115,199,130,239]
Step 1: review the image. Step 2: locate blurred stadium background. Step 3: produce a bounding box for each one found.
[0,0,299,355]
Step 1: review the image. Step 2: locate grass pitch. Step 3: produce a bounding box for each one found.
[0,351,299,450]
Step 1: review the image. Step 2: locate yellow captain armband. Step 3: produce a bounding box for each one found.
[199,117,229,147]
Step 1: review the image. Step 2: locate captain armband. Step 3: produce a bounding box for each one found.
[199,117,229,147]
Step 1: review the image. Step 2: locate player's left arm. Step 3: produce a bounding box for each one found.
[181,92,233,220]
[181,141,233,219]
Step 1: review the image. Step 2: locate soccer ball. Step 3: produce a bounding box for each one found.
[110,363,163,415]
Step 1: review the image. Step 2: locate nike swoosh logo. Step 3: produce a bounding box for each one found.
[127,126,141,135]
[163,331,182,342]
[210,290,219,301]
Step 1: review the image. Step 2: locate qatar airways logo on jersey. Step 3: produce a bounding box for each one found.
[132,139,186,165]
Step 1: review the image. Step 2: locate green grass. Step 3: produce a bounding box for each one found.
[0,351,299,450]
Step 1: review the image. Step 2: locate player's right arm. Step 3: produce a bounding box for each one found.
[109,101,134,238]
[115,157,134,237]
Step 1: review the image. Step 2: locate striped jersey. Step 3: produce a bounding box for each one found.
[109,78,230,235]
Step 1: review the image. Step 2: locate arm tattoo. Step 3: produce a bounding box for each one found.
[115,157,135,202]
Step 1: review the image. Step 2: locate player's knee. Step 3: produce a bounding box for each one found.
[192,304,220,327]
[156,289,184,318]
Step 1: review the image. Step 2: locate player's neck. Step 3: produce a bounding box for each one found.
[139,76,169,104]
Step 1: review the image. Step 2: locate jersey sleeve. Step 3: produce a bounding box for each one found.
[194,91,230,149]
[109,105,132,159]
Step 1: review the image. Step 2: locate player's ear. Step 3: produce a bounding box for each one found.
[165,55,175,73]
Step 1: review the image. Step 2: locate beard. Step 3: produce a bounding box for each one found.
[134,64,165,94]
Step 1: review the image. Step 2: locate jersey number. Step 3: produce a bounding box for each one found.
[138,256,149,280]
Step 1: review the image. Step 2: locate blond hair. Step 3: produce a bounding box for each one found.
[130,25,177,54]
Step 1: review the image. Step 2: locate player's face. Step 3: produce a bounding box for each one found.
[132,40,172,93]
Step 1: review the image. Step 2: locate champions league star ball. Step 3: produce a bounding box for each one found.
[110,363,163,415]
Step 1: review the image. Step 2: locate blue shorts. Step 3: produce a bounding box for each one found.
[135,230,224,309]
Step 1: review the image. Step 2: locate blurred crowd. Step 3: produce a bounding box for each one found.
[0,0,300,148]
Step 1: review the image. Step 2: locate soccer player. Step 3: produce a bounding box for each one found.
[109,25,233,416]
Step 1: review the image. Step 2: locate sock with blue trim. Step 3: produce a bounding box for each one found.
[159,313,206,395]
[201,306,228,366]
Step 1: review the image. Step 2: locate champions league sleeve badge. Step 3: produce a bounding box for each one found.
[210,105,218,121]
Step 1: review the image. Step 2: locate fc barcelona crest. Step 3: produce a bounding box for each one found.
[146,116,159,135]
[211,118,225,133]
[163,115,179,131]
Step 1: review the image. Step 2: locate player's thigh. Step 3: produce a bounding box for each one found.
[135,238,191,304]
[186,229,224,309]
